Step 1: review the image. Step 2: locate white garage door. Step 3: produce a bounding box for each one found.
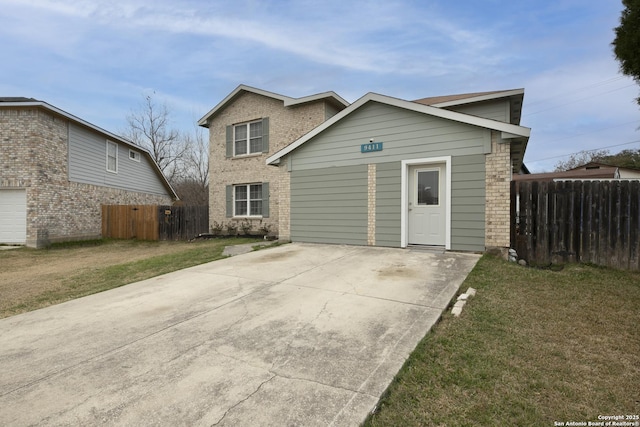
[0,189,27,245]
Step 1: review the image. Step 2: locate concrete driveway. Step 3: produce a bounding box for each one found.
[0,243,479,426]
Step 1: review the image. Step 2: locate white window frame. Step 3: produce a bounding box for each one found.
[414,167,441,207]
[233,183,263,217]
[106,141,118,173]
[233,120,263,157]
[128,149,141,162]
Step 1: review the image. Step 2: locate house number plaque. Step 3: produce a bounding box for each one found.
[361,142,383,153]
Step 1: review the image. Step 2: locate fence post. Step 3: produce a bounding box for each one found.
[629,181,640,270]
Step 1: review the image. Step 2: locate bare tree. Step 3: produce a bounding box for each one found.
[123,94,209,205]
[172,125,209,206]
[124,93,186,182]
[184,124,209,190]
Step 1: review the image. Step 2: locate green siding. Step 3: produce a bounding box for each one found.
[291,165,368,245]
[447,100,510,123]
[286,102,492,252]
[289,102,491,171]
[375,162,401,247]
[374,157,486,251]
[450,154,486,251]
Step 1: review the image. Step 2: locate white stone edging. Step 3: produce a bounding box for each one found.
[451,287,477,317]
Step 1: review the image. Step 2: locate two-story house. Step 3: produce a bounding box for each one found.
[202,86,530,253]
[197,85,349,236]
[0,98,177,247]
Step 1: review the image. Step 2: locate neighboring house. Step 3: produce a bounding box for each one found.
[197,85,349,235]
[202,86,530,252]
[0,98,177,247]
[513,162,640,182]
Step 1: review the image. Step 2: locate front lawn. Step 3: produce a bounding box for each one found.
[364,256,640,426]
[0,238,263,318]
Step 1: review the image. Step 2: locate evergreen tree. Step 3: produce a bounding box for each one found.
[613,0,640,105]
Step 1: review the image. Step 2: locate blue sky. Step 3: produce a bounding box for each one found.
[1,0,638,172]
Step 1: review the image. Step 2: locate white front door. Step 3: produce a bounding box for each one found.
[408,164,446,245]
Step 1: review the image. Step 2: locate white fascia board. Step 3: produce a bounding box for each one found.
[501,131,530,140]
[1,101,145,150]
[197,85,285,126]
[198,85,349,127]
[430,88,524,108]
[284,91,350,108]
[266,93,373,164]
[2,100,178,200]
[377,93,531,136]
[266,92,531,165]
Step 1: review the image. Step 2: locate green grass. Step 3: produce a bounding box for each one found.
[47,237,112,249]
[59,239,258,295]
[363,255,640,427]
[1,238,264,317]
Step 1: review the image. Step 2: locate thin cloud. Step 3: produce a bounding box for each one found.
[4,0,499,75]
[2,0,636,174]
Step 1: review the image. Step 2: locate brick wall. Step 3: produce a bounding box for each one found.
[1,106,172,247]
[276,161,291,241]
[484,131,511,250]
[207,91,329,237]
[367,163,376,246]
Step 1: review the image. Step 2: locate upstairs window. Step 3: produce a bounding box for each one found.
[106,141,118,173]
[234,120,262,155]
[129,149,141,162]
[226,118,269,157]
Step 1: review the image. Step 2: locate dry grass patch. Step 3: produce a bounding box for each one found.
[0,238,262,318]
[364,256,640,427]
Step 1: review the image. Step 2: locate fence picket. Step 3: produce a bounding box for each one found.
[102,205,208,241]
[511,180,640,270]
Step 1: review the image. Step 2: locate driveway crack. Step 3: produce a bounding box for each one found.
[270,292,342,371]
[0,283,269,398]
[266,371,377,399]
[210,374,276,426]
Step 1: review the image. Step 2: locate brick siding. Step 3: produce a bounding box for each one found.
[484,131,511,250]
[207,91,329,238]
[367,163,376,245]
[276,161,291,240]
[1,107,172,247]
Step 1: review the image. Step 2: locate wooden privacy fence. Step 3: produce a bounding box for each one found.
[511,180,640,270]
[102,205,209,241]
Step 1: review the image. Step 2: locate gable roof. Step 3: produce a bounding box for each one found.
[266,91,530,167]
[515,161,640,182]
[0,98,178,200]
[512,168,619,182]
[413,89,523,107]
[569,161,640,172]
[0,97,39,103]
[198,84,350,127]
[414,88,525,126]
